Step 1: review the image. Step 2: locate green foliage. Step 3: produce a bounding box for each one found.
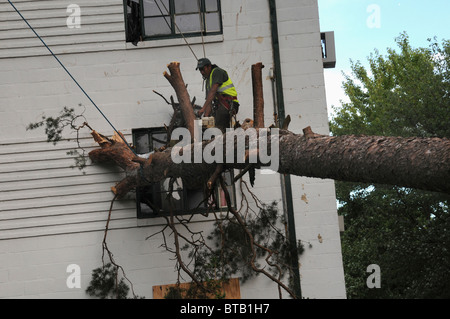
[27,106,77,144]
[331,33,450,298]
[182,201,306,295]
[65,149,87,171]
[163,281,226,300]
[85,263,131,299]
[339,183,450,298]
[27,105,89,171]
[331,33,450,138]
[161,202,306,299]
[164,286,185,299]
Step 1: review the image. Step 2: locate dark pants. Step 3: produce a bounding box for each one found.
[214,103,230,133]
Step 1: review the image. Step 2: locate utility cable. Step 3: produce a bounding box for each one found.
[7,0,136,155]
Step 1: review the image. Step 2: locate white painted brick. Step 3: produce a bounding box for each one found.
[24,279,55,296]
[279,6,319,22]
[278,19,320,37]
[0,269,8,283]
[0,282,25,298]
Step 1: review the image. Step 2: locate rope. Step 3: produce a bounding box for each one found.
[197,0,206,58]
[154,0,208,60]
[7,0,136,155]
[154,0,199,61]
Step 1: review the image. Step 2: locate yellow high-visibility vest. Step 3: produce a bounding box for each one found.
[209,68,238,102]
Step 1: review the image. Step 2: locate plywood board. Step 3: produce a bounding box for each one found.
[153,278,241,299]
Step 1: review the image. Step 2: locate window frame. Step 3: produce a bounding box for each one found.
[321,31,336,69]
[124,0,223,43]
[132,127,236,219]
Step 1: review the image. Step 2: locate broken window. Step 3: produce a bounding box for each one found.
[125,0,222,43]
[133,127,235,218]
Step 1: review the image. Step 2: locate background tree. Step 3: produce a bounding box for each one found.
[331,33,450,298]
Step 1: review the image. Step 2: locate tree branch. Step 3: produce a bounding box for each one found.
[163,62,196,139]
[252,62,265,129]
[219,177,297,298]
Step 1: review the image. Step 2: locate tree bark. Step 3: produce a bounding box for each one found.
[88,127,450,196]
[279,128,450,194]
[252,62,265,129]
[163,62,196,139]
[87,62,450,196]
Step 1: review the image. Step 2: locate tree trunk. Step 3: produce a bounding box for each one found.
[88,126,450,196]
[87,62,450,196]
[279,128,450,194]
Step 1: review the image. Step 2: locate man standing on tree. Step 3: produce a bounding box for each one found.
[196,58,239,132]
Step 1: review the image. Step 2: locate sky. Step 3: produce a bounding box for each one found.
[318,0,450,118]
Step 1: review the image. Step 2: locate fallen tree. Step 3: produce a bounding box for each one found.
[27,61,450,299]
[89,124,450,196]
[88,62,450,197]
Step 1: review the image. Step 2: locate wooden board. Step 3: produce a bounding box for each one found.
[153,278,241,299]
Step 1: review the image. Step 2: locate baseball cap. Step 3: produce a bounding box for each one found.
[196,58,211,70]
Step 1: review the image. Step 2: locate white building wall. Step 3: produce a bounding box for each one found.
[0,0,346,298]
[274,1,346,298]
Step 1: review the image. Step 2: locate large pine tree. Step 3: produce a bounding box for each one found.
[331,33,450,298]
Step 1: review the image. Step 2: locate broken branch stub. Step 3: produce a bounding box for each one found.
[87,62,450,199]
[252,62,265,129]
[163,62,196,139]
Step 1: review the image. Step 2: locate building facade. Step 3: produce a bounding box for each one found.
[0,0,346,298]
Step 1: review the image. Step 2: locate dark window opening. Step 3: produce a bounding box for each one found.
[321,31,336,68]
[133,127,235,218]
[125,0,142,45]
[124,0,222,44]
